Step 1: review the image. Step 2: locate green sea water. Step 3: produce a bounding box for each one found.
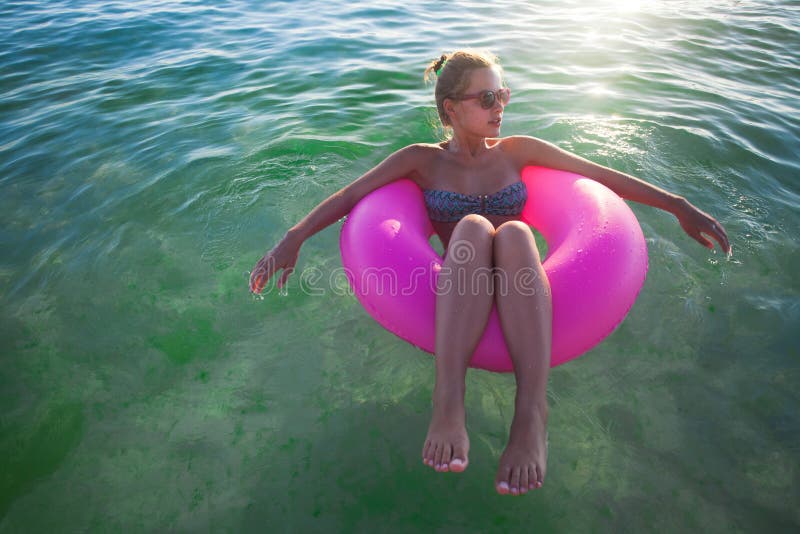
[1,0,798,531]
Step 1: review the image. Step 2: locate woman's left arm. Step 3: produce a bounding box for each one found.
[514,136,731,254]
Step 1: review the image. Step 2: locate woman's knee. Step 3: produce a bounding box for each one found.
[493,221,541,264]
[451,214,495,246]
[444,215,495,268]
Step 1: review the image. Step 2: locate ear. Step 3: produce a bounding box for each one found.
[443,97,457,124]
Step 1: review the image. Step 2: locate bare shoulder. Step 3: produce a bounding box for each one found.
[497,135,551,168]
[386,142,439,166]
[405,142,446,158]
[397,142,447,180]
[498,135,543,153]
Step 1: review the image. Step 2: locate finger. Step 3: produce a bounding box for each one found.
[691,230,714,250]
[701,229,728,253]
[713,232,731,254]
[250,256,277,293]
[249,266,263,292]
[250,264,270,293]
[277,267,294,289]
[703,218,731,254]
[712,225,731,254]
[692,234,714,249]
[249,267,262,293]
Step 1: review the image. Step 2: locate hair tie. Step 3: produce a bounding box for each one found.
[434,54,448,75]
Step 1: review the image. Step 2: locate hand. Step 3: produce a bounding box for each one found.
[675,199,732,254]
[249,234,302,294]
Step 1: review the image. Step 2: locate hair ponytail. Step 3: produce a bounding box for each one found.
[424,53,450,82]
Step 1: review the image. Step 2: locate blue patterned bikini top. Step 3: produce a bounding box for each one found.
[422,181,528,222]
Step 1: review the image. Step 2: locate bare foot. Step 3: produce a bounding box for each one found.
[495,401,548,495]
[422,386,469,472]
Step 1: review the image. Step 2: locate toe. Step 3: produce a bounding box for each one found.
[434,443,444,471]
[449,442,468,472]
[422,439,432,464]
[441,443,453,471]
[426,446,437,468]
[426,442,437,468]
[510,467,521,495]
[496,466,512,494]
[520,466,530,494]
[449,457,467,472]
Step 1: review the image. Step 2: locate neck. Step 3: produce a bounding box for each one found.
[447,132,489,159]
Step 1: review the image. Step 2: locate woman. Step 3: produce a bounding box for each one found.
[249,50,731,496]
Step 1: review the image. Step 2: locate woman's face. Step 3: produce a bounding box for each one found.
[446,67,506,138]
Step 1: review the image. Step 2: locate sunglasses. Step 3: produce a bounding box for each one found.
[457,87,511,109]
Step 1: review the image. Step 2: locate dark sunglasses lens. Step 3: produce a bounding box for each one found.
[479,91,496,109]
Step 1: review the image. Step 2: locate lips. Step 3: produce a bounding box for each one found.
[490,117,502,127]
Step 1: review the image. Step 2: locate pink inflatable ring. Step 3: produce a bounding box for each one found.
[340,166,648,372]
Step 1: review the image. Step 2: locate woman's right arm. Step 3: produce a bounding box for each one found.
[249,144,426,293]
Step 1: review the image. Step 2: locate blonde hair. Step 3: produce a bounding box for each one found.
[424,50,502,127]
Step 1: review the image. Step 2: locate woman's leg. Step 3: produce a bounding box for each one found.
[423,214,496,473]
[492,221,552,495]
